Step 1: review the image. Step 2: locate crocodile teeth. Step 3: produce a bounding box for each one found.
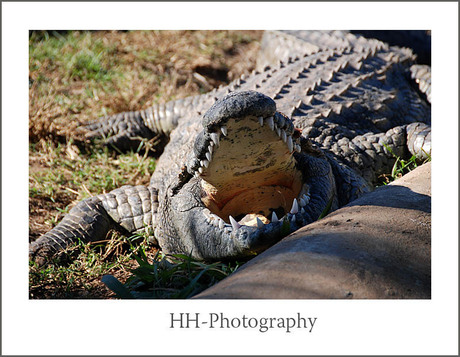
[256,217,264,229]
[287,136,293,153]
[205,152,212,161]
[271,211,279,223]
[302,193,310,204]
[229,215,241,230]
[258,116,264,126]
[208,144,214,153]
[281,130,287,142]
[198,167,203,174]
[210,132,220,146]
[291,214,296,222]
[221,126,227,136]
[295,144,301,153]
[266,116,275,130]
[218,219,225,230]
[299,198,307,207]
[301,207,305,214]
[202,159,209,168]
[290,198,299,214]
[276,127,281,137]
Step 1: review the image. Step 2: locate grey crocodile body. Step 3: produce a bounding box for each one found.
[30,30,431,265]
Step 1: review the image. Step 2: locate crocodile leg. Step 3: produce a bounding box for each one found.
[84,94,218,150]
[324,123,431,184]
[325,121,430,207]
[29,185,158,266]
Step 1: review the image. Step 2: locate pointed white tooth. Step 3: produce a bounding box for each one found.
[290,198,299,214]
[210,132,220,146]
[194,171,200,178]
[291,214,296,222]
[202,159,209,168]
[258,116,264,126]
[256,217,264,229]
[295,144,301,153]
[219,219,224,229]
[205,152,212,161]
[271,211,279,223]
[276,127,281,137]
[301,207,305,214]
[299,198,306,207]
[208,144,214,153]
[303,194,310,204]
[229,215,241,230]
[287,135,293,153]
[221,126,227,136]
[281,130,287,142]
[198,167,203,174]
[266,116,274,130]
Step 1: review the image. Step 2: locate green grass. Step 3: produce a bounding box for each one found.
[102,243,242,299]
[378,145,431,185]
[30,140,154,205]
[30,31,119,84]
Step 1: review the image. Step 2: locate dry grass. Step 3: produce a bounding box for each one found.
[29,30,262,298]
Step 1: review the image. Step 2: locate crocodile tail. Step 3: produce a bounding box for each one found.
[29,185,159,266]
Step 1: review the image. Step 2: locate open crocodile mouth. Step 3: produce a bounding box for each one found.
[190,91,311,232]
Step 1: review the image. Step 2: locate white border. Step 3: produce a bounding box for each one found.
[2,1,458,355]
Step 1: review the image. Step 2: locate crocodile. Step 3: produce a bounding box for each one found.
[29,30,431,266]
